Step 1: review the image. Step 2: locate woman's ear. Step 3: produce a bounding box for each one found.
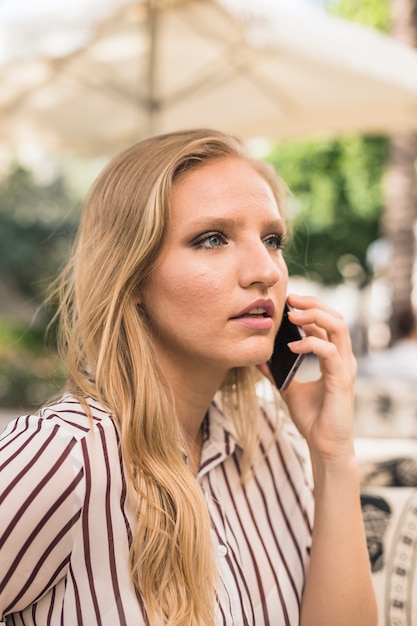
[136,301,147,317]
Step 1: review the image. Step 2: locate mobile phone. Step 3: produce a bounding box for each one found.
[268,302,306,390]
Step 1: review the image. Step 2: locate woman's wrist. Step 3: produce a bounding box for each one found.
[310,449,360,487]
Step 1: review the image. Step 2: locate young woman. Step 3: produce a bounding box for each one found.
[0,129,377,625]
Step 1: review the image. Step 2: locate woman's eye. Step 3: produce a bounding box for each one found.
[193,231,227,249]
[264,233,287,250]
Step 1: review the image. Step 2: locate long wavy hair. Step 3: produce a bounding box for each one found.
[53,129,288,625]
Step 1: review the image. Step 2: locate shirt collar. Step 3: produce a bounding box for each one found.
[197,393,242,478]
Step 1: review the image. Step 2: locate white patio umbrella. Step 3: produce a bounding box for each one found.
[1,0,417,156]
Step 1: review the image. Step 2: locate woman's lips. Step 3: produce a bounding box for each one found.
[230,300,275,330]
[231,315,274,330]
[232,298,275,319]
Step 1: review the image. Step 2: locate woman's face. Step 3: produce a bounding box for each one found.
[141,157,288,379]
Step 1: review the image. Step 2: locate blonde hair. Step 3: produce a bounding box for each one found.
[54,129,287,625]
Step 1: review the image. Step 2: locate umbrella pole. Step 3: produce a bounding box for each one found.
[146,0,160,135]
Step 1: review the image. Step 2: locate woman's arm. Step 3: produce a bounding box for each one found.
[280,294,377,626]
[300,453,376,625]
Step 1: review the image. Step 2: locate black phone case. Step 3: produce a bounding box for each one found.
[268,302,305,390]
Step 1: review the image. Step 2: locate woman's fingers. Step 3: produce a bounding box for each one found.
[286,294,356,380]
[258,295,356,392]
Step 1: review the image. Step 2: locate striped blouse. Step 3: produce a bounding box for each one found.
[0,393,314,625]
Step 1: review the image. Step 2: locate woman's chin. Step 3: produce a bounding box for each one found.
[233,349,274,369]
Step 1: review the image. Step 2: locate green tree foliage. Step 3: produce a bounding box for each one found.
[268,135,388,284]
[0,163,79,409]
[0,163,79,304]
[326,0,390,31]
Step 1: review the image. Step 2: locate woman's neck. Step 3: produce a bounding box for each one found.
[159,358,227,463]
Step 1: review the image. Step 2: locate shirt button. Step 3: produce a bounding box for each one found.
[218,544,228,557]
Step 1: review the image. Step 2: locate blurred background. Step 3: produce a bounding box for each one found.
[1,0,417,419]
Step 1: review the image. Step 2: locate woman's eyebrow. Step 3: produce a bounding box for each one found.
[186,216,285,232]
[186,216,243,231]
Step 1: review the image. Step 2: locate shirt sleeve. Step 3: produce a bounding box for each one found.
[0,414,85,619]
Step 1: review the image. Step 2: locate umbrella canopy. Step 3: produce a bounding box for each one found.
[1,0,417,156]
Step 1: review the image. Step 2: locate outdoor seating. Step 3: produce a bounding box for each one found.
[355,379,417,624]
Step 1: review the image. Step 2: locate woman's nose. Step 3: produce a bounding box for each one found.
[238,241,285,288]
